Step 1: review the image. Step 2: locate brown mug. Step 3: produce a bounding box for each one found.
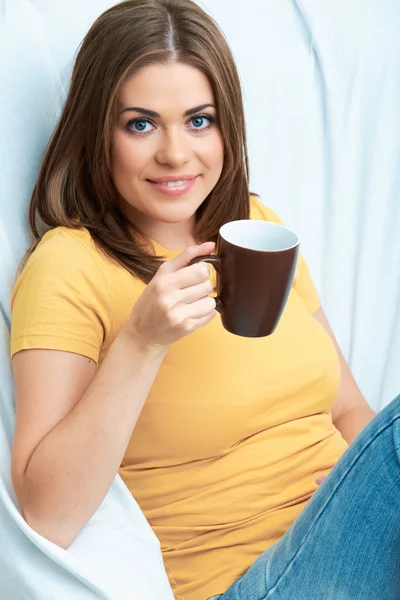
[192,219,299,337]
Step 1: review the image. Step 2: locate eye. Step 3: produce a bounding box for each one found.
[188,115,214,131]
[126,118,155,135]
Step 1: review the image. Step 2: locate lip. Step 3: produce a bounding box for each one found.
[146,174,199,197]
[147,174,198,183]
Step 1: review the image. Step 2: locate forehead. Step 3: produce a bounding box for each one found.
[118,62,215,113]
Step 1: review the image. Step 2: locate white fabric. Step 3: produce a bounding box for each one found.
[204,0,400,410]
[1,0,399,597]
[0,2,174,598]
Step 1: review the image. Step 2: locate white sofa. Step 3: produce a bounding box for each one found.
[1,0,400,597]
[0,2,174,598]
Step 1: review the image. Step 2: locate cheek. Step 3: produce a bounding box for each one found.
[203,133,224,175]
[111,132,147,177]
[212,136,225,179]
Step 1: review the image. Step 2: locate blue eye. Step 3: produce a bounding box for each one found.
[189,115,213,130]
[126,119,154,134]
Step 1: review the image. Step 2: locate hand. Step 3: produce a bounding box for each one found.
[126,242,217,349]
[315,475,327,486]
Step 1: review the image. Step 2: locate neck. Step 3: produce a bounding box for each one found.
[122,202,197,250]
[149,219,197,251]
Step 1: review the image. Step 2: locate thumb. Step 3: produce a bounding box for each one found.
[162,242,216,273]
[315,475,326,485]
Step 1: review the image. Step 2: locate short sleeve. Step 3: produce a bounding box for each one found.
[10,228,113,363]
[250,194,321,314]
[291,253,320,314]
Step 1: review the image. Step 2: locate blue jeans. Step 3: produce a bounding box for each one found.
[210,394,400,600]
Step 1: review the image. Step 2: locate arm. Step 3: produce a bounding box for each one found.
[312,307,376,444]
[12,243,216,549]
[12,333,167,549]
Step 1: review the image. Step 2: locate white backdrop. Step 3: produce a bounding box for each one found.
[1,0,399,413]
[0,1,399,596]
[202,0,400,411]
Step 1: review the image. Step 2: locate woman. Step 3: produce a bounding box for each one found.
[10,1,400,599]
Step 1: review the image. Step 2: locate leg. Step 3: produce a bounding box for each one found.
[219,395,400,600]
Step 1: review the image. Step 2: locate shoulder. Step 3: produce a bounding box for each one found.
[20,226,111,281]
[249,194,283,225]
[12,227,111,307]
[32,226,100,266]
[11,227,116,362]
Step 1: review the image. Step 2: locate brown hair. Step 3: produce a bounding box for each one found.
[27,0,250,283]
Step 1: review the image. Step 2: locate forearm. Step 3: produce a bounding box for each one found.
[19,329,166,548]
[333,404,376,445]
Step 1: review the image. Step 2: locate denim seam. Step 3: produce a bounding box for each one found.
[264,407,400,598]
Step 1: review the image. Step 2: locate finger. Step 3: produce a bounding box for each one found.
[180,296,216,320]
[315,475,326,485]
[188,309,217,331]
[171,262,211,290]
[179,279,214,304]
[160,242,215,274]
[188,296,216,319]
[158,278,212,313]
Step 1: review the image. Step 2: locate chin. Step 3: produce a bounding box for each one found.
[155,210,197,224]
[152,200,204,223]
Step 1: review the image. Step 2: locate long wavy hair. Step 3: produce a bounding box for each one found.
[26,0,250,283]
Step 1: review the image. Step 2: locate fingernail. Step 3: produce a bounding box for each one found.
[315,476,326,485]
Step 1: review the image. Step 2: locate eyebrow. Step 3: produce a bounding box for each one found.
[119,103,216,118]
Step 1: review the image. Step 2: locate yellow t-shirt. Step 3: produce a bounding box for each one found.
[11,196,348,600]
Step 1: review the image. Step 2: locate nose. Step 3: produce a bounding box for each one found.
[155,127,191,168]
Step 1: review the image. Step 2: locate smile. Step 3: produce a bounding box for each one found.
[147,175,198,196]
[158,180,191,188]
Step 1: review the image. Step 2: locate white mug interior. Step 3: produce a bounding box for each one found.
[219,219,299,252]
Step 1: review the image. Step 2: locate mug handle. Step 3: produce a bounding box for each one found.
[190,255,223,314]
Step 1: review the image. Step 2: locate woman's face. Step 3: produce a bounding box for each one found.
[111,62,224,235]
